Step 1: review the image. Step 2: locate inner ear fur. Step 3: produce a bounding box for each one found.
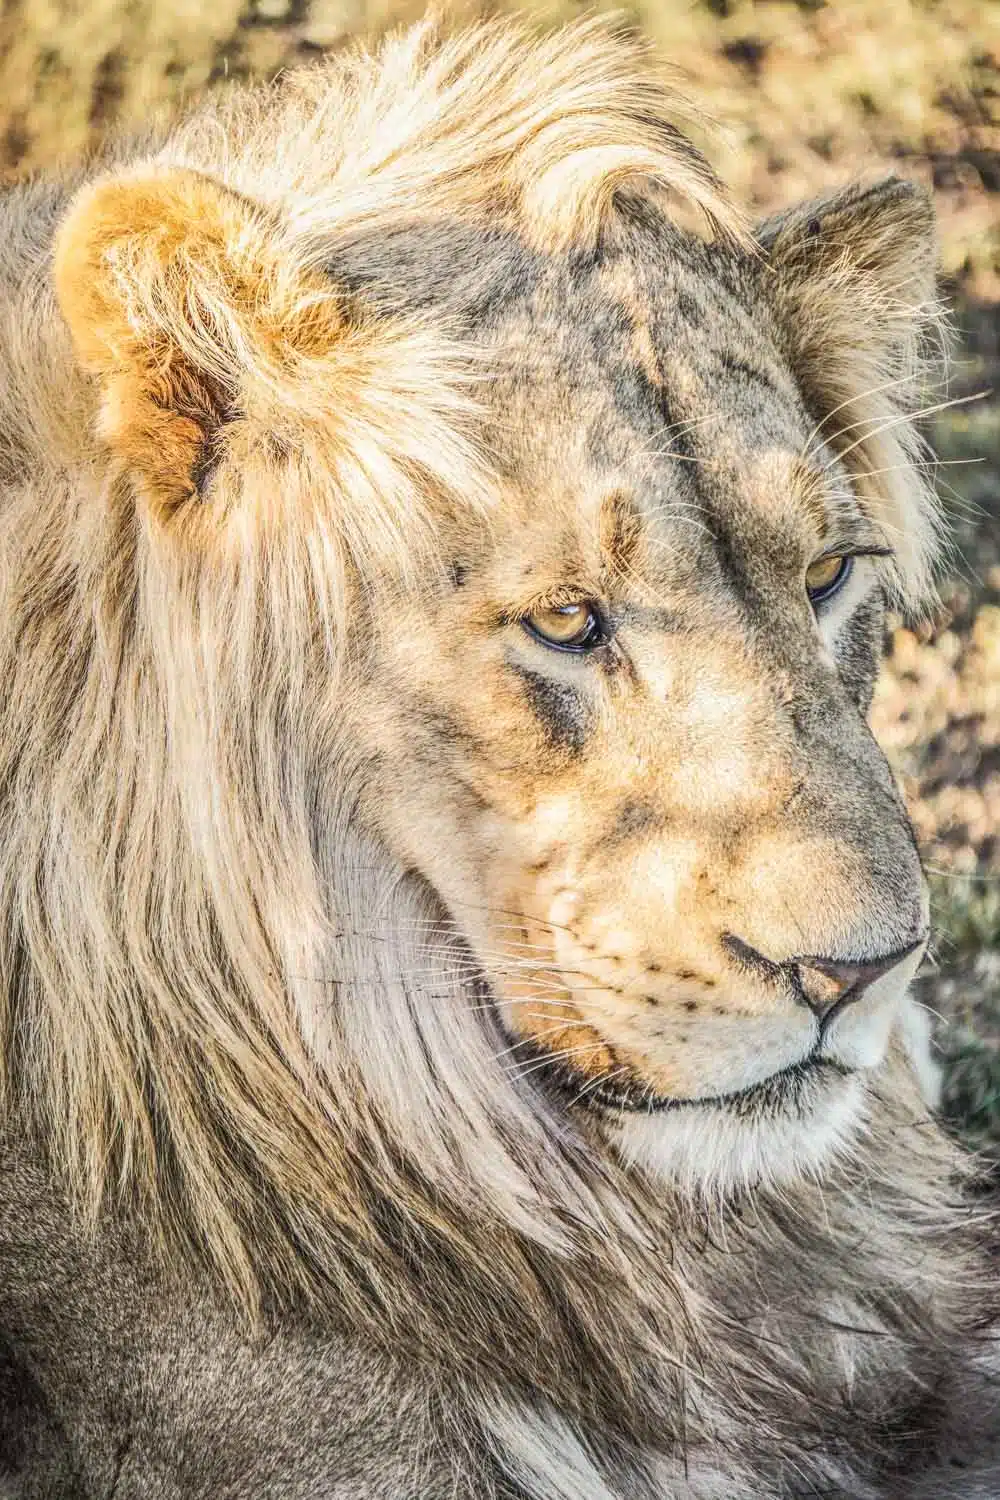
[758,177,944,603]
[758,176,939,370]
[54,168,346,512]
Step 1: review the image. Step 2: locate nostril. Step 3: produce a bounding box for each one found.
[795,961,853,1019]
[720,933,784,985]
[793,935,928,1022]
[721,932,928,1023]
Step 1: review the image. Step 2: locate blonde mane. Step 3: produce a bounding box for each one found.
[0,18,745,1320]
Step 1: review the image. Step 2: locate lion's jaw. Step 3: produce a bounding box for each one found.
[434,833,927,1195]
[611,982,930,1197]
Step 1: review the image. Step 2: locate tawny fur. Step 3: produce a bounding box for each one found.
[0,17,995,1499]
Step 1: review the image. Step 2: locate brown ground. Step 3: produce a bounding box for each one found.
[2,0,999,1147]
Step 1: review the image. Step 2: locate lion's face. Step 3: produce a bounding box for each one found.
[354,229,929,1176]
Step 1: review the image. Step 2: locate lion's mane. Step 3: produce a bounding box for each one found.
[0,19,992,1494]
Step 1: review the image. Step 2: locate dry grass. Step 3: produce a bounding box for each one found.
[2,0,999,1149]
[4,0,996,284]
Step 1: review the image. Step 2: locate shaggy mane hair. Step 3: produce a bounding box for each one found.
[0,16,748,1313]
[0,18,992,1494]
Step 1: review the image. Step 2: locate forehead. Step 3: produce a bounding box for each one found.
[330,213,854,562]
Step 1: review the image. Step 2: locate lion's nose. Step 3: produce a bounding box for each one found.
[793,938,927,1023]
[722,932,927,1024]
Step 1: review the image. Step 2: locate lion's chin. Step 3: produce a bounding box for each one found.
[608,1067,868,1197]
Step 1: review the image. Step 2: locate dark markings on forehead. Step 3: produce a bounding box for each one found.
[585,354,693,475]
[673,288,706,327]
[507,662,592,757]
[642,370,698,463]
[713,351,785,398]
[325,220,544,329]
[601,797,664,852]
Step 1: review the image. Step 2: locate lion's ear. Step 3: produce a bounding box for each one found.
[758,176,938,388]
[758,178,943,601]
[54,168,345,512]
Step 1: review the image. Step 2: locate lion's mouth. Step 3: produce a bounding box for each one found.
[505,1031,852,1115]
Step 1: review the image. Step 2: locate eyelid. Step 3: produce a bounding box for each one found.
[817,545,894,562]
[504,587,602,623]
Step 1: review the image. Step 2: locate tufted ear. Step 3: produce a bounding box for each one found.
[54,169,363,514]
[758,177,938,382]
[53,165,484,561]
[757,178,943,602]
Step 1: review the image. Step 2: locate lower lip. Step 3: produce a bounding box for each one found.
[515,1045,850,1115]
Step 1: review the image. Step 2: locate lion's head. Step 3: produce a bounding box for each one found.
[1,18,944,1315]
[336,198,937,1194]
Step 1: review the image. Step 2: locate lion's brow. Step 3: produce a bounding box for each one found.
[598,488,643,580]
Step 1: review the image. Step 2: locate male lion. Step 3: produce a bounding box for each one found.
[0,16,995,1499]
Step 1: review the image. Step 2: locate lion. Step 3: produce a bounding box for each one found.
[0,15,996,1498]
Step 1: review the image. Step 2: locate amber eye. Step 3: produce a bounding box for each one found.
[523,601,604,652]
[805,553,853,605]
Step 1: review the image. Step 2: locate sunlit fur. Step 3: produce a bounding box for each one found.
[0,16,997,1497]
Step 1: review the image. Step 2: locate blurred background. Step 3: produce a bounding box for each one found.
[2,0,997,1155]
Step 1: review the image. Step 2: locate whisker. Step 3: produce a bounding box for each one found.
[820,391,988,472]
[442,897,584,944]
[800,368,951,459]
[492,1019,578,1058]
[850,457,984,485]
[507,1043,607,1082]
[571,1064,629,1109]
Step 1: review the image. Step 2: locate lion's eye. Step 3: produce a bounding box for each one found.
[523,601,604,652]
[805,554,853,606]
